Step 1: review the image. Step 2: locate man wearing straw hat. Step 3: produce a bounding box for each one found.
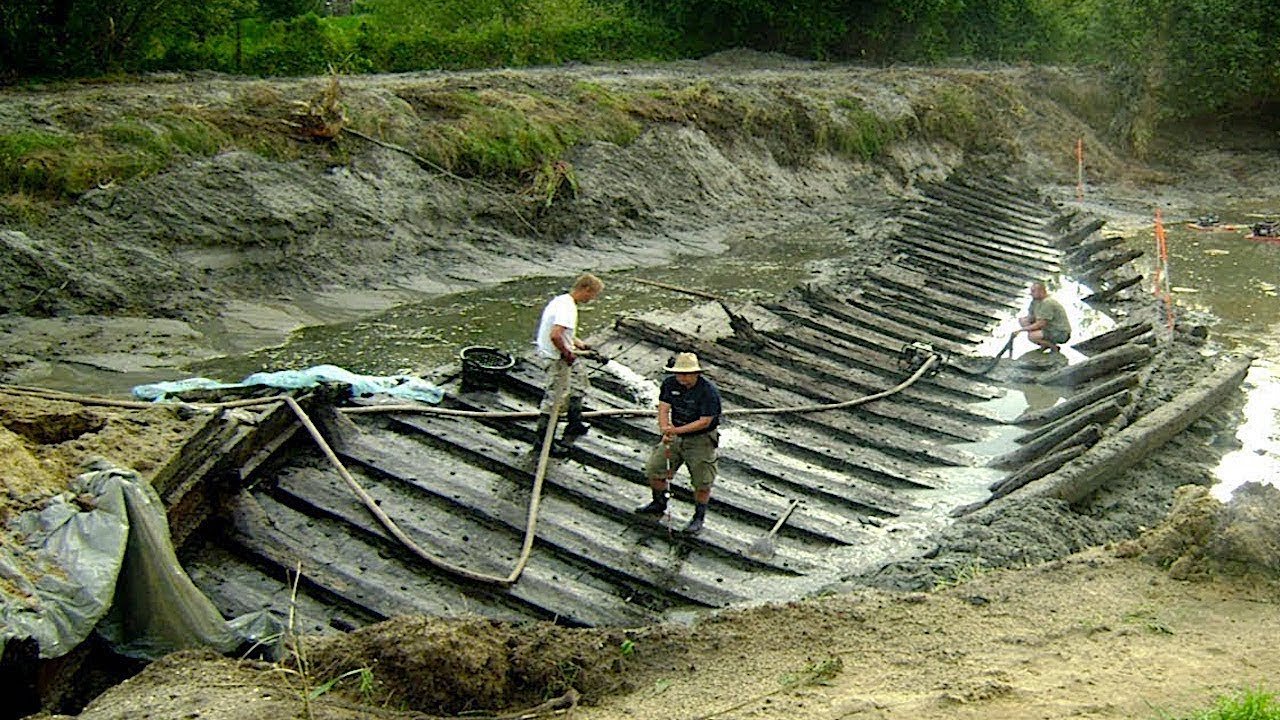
[634,352,722,535]
[532,272,604,458]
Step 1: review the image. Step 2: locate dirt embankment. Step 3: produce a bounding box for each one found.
[1,55,1127,384]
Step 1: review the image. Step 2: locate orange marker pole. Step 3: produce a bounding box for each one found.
[1075,138,1084,202]
[1152,209,1165,294]
[1153,209,1175,332]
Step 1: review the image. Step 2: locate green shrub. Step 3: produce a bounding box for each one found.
[1164,689,1280,720]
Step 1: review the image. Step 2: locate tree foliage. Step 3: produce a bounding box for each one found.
[0,0,259,76]
[1,0,1276,136]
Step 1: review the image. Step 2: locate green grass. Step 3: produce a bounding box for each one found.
[1159,689,1280,720]
[388,86,640,179]
[0,70,1028,228]
[822,97,907,160]
[0,115,233,200]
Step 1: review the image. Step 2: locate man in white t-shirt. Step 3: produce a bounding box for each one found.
[532,273,604,457]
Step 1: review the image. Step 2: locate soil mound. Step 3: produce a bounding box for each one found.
[0,392,201,521]
[300,616,660,715]
[1117,482,1280,580]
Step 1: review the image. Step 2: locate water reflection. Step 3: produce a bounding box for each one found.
[971,276,1114,365]
[1212,361,1280,500]
[1143,219,1280,497]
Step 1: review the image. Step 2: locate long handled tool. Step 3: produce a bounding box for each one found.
[745,499,800,560]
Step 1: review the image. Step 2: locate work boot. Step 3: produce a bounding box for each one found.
[562,397,591,441]
[530,414,571,459]
[682,503,708,535]
[634,488,669,516]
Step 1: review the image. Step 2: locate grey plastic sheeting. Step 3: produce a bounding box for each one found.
[1,464,243,660]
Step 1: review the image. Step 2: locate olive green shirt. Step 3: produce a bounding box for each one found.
[1030,297,1071,339]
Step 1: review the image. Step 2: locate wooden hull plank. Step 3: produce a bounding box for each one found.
[739,307,1004,410]
[615,317,984,442]
[269,466,666,626]
[900,213,1061,269]
[378,411,825,571]
[440,387,924,518]
[225,490,551,623]
[322,422,769,607]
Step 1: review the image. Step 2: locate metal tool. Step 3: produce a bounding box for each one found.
[745,499,800,560]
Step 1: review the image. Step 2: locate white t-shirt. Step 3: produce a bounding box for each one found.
[534,293,577,358]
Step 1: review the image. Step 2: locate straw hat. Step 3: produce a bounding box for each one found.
[666,352,703,373]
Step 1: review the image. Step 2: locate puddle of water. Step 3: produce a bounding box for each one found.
[1212,361,1280,500]
[1128,214,1280,497]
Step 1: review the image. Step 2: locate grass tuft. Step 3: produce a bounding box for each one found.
[1159,689,1280,720]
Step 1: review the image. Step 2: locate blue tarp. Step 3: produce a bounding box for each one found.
[132,364,443,404]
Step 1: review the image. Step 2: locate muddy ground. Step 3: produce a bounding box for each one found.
[4,52,1280,719]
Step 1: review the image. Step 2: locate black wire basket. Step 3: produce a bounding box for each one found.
[459,346,515,392]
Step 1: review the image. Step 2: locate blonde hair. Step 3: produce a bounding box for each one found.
[572,273,604,293]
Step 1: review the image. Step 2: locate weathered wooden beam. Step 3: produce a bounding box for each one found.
[1036,344,1153,386]
[615,316,985,442]
[157,397,301,549]
[759,303,998,401]
[899,214,1061,269]
[1016,392,1129,446]
[1082,274,1143,304]
[1072,322,1153,356]
[382,409,848,560]
[986,442,1091,502]
[444,377,922,517]
[919,183,1055,235]
[901,241,1041,293]
[1067,234,1127,264]
[1014,372,1140,425]
[998,355,1254,505]
[867,267,1008,322]
[949,175,1060,219]
[314,423,761,608]
[795,292,985,347]
[954,175,1055,214]
[1051,217,1107,249]
[990,401,1116,469]
[848,287,997,334]
[1076,248,1146,285]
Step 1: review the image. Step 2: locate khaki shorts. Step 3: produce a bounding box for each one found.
[644,430,719,490]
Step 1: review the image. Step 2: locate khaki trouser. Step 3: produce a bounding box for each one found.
[643,430,719,490]
[538,357,590,414]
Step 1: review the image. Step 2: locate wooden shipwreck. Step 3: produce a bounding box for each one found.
[153,174,1251,636]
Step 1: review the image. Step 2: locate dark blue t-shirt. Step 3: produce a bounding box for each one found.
[659,375,722,432]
